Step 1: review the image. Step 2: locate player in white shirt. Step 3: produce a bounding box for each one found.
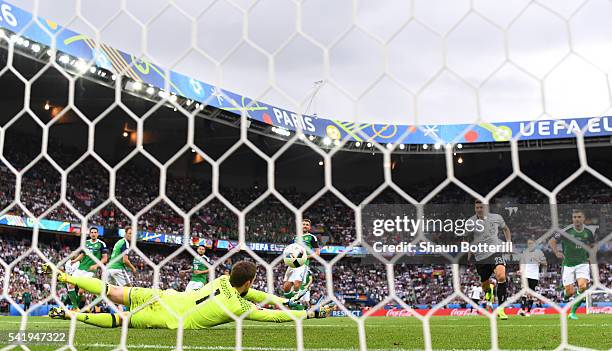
[468,284,483,312]
[518,239,547,316]
[466,200,512,320]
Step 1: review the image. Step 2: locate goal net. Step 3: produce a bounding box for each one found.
[586,289,612,314]
[0,0,611,350]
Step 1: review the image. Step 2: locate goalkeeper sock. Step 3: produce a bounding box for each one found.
[496,282,507,306]
[75,313,120,328]
[64,275,106,295]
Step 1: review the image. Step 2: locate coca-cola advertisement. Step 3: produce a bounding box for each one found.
[587,306,612,314]
[364,307,595,317]
[383,309,414,317]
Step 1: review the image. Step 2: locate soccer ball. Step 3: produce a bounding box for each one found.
[283,243,308,268]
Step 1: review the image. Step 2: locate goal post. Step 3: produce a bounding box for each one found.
[586,289,612,314]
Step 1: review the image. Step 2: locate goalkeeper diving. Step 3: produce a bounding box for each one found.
[43,261,332,329]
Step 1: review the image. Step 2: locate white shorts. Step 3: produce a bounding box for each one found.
[108,268,131,287]
[284,265,309,282]
[73,269,94,278]
[562,264,591,286]
[185,281,205,291]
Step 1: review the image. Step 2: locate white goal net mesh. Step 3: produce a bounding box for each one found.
[0,0,611,350]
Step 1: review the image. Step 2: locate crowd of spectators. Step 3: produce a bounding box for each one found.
[2,132,612,248]
[1,236,610,312]
[2,161,612,247]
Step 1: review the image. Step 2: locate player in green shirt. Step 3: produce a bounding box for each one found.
[282,219,319,304]
[45,261,331,328]
[548,209,595,320]
[181,245,211,291]
[108,227,137,287]
[72,228,109,276]
[68,227,108,308]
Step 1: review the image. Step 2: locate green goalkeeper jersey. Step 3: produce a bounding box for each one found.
[78,239,108,271]
[554,225,594,267]
[294,233,319,266]
[109,238,129,270]
[128,275,307,329]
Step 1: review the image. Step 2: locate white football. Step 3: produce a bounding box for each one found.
[283,243,308,268]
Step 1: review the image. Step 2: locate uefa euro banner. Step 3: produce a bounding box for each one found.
[1,1,611,144]
[116,227,366,256]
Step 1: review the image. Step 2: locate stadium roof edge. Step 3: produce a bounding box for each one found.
[2,0,612,147]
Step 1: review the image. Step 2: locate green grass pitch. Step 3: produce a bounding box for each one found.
[0,314,610,350]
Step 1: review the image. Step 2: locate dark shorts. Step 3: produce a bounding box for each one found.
[475,253,506,282]
[527,278,538,291]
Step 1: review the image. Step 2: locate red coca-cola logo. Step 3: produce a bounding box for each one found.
[385,309,412,317]
[529,308,546,315]
[589,306,612,314]
[450,309,478,316]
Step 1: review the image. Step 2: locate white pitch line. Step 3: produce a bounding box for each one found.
[82,345,383,351]
[209,323,609,329]
[0,321,58,324]
[77,344,551,351]
[6,321,609,328]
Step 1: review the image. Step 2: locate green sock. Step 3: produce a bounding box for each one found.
[75,313,120,328]
[571,294,585,314]
[65,275,106,295]
[68,288,80,308]
[283,291,296,299]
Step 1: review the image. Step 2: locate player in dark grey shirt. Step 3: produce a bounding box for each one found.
[466,200,511,319]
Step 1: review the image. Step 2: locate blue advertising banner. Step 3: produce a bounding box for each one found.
[9,304,53,317]
[118,228,176,244]
[215,239,367,256]
[0,214,104,235]
[1,1,611,145]
[330,310,363,317]
[117,228,365,256]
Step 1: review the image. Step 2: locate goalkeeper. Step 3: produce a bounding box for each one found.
[45,261,331,329]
